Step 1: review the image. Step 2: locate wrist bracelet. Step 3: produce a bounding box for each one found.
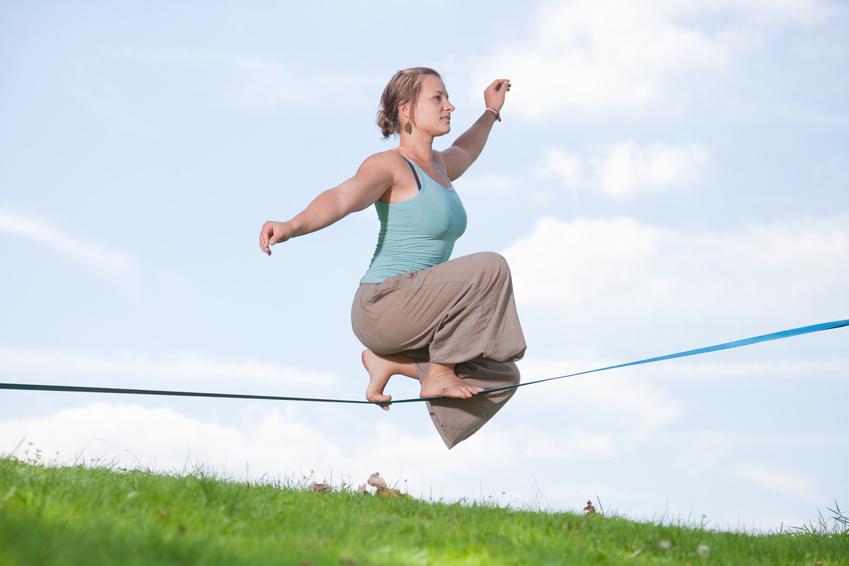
[485,107,502,122]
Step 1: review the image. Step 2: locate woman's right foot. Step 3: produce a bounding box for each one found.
[420,370,483,399]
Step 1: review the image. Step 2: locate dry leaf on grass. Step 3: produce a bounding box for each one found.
[367,472,387,489]
[366,472,407,499]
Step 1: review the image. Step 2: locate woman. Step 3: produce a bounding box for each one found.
[258,67,527,449]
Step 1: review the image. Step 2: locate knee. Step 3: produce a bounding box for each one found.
[475,251,510,279]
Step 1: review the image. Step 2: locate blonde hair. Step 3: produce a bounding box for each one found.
[376,67,442,139]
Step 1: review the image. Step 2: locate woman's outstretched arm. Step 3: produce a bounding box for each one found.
[259,153,393,255]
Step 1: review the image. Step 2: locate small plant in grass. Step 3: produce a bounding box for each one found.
[785,500,849,537]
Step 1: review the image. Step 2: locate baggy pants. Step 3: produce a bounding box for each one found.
[350,251,528,449]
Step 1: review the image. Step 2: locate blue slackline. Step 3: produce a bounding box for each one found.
[0,318,846,406]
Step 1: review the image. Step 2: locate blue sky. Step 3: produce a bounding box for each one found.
[2,0,848,535]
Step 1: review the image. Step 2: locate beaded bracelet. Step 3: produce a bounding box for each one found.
[485,107,502,122]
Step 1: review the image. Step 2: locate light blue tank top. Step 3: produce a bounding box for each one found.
[360,153,467,284]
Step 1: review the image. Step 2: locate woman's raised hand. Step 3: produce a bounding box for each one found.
[259,220,294,255]
[484,78,511,113]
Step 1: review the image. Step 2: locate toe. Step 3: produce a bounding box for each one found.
[367,392,391,403]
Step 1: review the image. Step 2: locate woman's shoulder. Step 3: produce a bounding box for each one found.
[360,149,407,169]
[356,150,412,203]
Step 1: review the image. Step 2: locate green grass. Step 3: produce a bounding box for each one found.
[1,452,847,565]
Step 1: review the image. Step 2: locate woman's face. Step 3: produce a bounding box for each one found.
[405,74,455,137]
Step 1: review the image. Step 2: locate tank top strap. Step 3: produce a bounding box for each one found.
[432,160,449,181]
[399,155,422,190]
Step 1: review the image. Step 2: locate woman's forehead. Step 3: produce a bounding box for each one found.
[422,74,447,92]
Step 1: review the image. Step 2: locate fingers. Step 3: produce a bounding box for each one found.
[259,227,268,254]
[258,222,275,255]
[263,222,291,250]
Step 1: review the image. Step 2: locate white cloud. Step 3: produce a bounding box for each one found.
[733,462,820,502]
[539,141,710,199]
[596,142,709,197]
[541,149,581,188]
[0,346,339,389]
[503,214,849,324]
[471,0,841,115]
[505,216,664,308]
[710,0,841,27]
[0,205,140,293]
[512,423,617,460]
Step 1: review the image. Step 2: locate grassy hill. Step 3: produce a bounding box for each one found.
[1,455,846,565]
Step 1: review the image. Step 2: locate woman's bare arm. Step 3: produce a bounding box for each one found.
[439,110,498,180]
[259,153,393,254]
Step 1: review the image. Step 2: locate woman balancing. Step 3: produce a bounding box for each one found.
[258,67,527,449]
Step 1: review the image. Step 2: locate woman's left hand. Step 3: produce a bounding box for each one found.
[484,79,511,113]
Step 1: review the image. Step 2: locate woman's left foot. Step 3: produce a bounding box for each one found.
[361,349,395,410]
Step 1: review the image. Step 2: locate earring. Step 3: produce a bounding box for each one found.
[404,122,412,134]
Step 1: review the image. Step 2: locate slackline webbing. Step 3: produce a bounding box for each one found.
[1,318,846,406]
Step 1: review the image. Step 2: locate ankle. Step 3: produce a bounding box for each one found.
[428,361,455,372]
[424,368,457,382]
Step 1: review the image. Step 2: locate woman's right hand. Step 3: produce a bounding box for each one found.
[259,220,294,255]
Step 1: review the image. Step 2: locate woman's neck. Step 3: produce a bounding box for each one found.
[396,139,434,164]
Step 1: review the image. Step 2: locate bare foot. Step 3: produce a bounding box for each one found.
[420,370,483,399]
[361,349,418,410]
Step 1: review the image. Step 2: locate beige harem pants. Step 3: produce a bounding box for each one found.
[350,251,527,449]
